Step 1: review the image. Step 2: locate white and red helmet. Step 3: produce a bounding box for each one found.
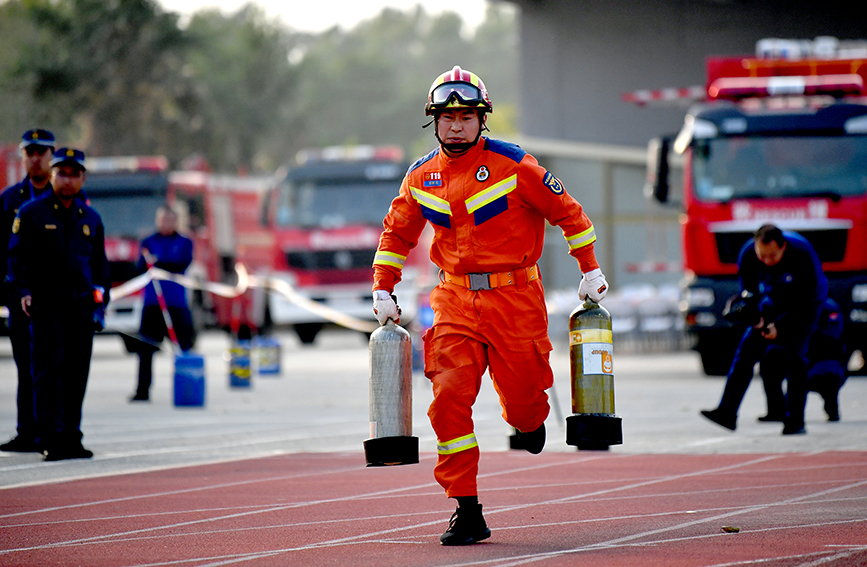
[425,66,493,116]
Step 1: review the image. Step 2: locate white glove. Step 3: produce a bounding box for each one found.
[578,268,608,302]
[372,290,400,325]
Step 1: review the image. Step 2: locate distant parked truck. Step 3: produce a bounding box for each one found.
[261,145,434,344]
[635,37,867,375]
[83,155,173,345]
[167,169,278,337]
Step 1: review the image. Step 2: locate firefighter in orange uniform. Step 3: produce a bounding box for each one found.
[372,66,609,545]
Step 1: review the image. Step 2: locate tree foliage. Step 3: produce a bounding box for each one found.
[0,1,517,172]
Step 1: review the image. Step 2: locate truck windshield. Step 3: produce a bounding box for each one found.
[275,179,400,229]
[84,172,168,239]
[692,135,867,202]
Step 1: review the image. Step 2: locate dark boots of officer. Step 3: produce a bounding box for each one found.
[441,496,491,545]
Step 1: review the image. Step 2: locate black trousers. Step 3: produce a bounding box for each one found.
[30,304,94,449]
[7,303,37,442]
[719,323,815,430]
[135,304,195,396]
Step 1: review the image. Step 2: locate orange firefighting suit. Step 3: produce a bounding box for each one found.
[373,137,600,497]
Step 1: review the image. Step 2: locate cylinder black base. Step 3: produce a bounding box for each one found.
[364,435,419,466]
[566,414,622,450]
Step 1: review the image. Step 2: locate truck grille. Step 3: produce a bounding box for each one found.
[285,249,376,271]
[715,229,848,264]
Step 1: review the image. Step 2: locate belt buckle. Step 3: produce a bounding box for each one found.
[468,273,492,291]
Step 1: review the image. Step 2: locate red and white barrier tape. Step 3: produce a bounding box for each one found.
[110,264,378,334]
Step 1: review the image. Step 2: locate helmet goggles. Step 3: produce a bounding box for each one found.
[430,82,485,107]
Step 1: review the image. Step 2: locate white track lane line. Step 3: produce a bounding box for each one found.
[4,453,865,566]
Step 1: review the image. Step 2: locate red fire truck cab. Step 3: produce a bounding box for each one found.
[262,145,434,344]
[645,38,867,375]
[84,156,172,343]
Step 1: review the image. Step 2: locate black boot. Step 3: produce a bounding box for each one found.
[515,423,546,454]
[824,397,840,422]
[440,501,491,545]
[700,408,736,431]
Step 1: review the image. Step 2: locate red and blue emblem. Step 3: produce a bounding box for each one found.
[424,171,442,188]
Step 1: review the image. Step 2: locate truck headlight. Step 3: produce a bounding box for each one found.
[852,284,867,303]
[850,309,867,323]
[685,287,715,308]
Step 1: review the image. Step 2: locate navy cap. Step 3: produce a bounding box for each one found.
[19,129,56,149]
[51,147,86,171]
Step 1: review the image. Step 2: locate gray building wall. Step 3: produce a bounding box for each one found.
[504,0,864,293]
[513,0,865,146]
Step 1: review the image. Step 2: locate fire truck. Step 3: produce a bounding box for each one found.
[0,144,23,189]
[0,144,24,332]
[641,37,867,375]
[167,169,278,336]
[82,156,173,343]
[261,145,434,344]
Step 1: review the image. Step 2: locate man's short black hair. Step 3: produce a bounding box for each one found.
[755,224,785,247]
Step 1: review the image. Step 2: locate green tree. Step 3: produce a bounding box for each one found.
[2,0,198,158]
[183,5,298,172]
[0,1,517,172]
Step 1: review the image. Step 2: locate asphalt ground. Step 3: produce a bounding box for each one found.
[1,327,865,488]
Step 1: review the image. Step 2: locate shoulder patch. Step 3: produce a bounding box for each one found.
[407,147,440,175]
[483,138,527,163]
[543,171,565,195]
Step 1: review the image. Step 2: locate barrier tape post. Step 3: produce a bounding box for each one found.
[142,249,180,353]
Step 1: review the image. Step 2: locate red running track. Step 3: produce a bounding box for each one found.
[1,451,866,566]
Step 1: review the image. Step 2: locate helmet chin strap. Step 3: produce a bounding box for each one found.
[432,113,488,156]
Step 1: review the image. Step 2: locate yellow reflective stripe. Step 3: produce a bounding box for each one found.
[437,433,478,455]
[565,225,596,250]
[569,329,613,345]
[410,186,451,215]
[373,250,406,268]
[465,175,517,214]
[468,71,480,87]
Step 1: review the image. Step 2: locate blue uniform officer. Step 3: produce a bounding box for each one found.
[0,129,56,453]
[7,147,111,461]
[760,298,848,422]
[131,205,195,401]
[701,224,828,435]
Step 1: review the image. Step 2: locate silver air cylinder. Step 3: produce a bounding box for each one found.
[364,319,419,466]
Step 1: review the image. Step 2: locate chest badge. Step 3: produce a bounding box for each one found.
[424,171,442,188]
[475,166,490,182]
[83,224,91,236]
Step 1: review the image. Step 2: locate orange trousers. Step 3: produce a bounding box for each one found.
[423,278,553,497]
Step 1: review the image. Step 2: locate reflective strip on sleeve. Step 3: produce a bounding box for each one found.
[464,174,517,214]
[410,186,451,215]
[565,225,596,250]
[373,250,406,269]
[437,433,479,455]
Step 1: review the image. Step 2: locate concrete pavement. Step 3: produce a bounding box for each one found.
[1,328,865,489]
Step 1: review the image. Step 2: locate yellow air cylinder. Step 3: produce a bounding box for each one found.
[565,299,622,450]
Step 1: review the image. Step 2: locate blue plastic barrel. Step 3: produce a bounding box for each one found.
[174,352,205,407]
[229,340,252,388]
[254,336,281,376]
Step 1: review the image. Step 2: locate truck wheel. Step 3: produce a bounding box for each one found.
[699,348,734,377]
[295,323,323,345]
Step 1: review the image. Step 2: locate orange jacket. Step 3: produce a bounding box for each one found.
[373,137,599,292]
